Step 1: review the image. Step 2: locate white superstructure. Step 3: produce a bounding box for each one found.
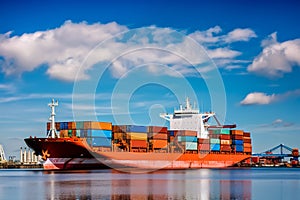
[160,97,216,139]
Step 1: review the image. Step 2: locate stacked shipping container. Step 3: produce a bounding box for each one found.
[243,132,252,153]
[47,122,252,154]
[231,130,244,152]
[47,121,112,150]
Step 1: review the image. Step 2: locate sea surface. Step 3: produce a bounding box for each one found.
[0,168,300,200]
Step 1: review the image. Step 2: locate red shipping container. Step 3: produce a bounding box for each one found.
[243,138,252,143]
[199,139,210,144]
[251,156,259,163]
[219,134,231,140]
[148,126,168,133]
[231,135,243,140]
[220,144,232,152]
[243,132,251,137]
[198,143,210,151]
[131,140,147,148]
[47,122,60,131]
[112,125,127,133]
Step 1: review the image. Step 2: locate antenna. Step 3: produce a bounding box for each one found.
[47,99,59,138]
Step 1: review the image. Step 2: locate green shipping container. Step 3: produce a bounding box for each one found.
[185,142,198,150]
[220,129,230,134]
[210,138,220,144]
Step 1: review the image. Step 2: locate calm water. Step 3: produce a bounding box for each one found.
[0,168,300,200]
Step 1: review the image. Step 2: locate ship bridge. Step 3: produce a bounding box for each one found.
[160,97,215,139]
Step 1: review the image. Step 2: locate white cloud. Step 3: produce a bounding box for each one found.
[188,26,222,44]
[240,92,276,105]
[189,26,256,44]
[240,89,300,105]
[223,28,257,43]
[0,22,257,81]
[248,32,300,78]
[207,47,241,59]
[0,21,128,81]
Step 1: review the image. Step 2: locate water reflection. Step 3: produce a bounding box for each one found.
[44,169,252,199]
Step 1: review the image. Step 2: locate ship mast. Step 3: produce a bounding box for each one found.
[47,99,59,138]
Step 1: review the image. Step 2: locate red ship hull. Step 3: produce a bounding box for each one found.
[25,137,250,171]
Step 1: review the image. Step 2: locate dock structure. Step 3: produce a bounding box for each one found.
[0,146,42,169]
[250,144,299,167]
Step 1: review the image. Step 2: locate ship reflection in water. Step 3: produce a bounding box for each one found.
[2,168,300,199]
[44,169,251,200]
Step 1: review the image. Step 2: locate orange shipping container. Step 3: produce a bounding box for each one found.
[68,122,76,130]
[152,139,168,149]
[177,130,197,137]
[244,147,252,153]
[151,133,168,140]
[131,140,147,148]
[244,143,252,148]
[84,121,112,130]
[231,130,244,135]
[221,140,231,145]
[113,132,126,140]
[60,130,68,138]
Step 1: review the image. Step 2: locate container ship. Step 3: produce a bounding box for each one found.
[25,98,252,170]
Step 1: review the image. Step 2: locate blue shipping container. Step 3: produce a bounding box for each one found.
[60,122,68,130]
[168,131,175,136]
[210,144,220,151]
[232,140,243,145]
[185,142,198,150]
[80,130,87,138]
[126,125,148,133]
[92,137,112,147]
[88,130,112,138]
[178,136,197,142]
[234,144,244,152]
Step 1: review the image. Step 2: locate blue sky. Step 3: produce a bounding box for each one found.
[1,0,300,158]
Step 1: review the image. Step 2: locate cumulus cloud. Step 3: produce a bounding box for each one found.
[207,47,241,59]
[248,32,300,78]
[240,92,276,105]
[189,26,256,44]
[0,21,257,81]
[189,26,256,70]
[0,21,128,81]
[224,28,257,43]
[240,89,300,105]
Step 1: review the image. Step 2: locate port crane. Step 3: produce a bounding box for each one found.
[0,144,7,163]
[252,144,299,166]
